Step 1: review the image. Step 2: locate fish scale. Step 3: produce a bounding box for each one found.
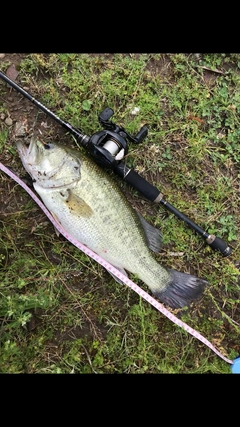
[34,168,154,277]
[16,137,208,309]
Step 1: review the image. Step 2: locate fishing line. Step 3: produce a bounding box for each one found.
[0,160,238,371]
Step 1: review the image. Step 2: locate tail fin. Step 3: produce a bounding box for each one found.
[153,269,208,309]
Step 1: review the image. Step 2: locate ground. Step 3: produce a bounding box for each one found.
[0,53,239,374]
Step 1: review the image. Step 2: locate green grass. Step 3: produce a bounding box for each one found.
[0,53,240,373]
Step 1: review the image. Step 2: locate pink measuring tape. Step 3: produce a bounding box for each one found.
[1,161,239,372]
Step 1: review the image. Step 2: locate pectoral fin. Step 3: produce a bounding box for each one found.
[49,211,61,237]
[107,266,129,285]
[60,189,93,218]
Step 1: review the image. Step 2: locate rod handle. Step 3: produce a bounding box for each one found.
[206,235,232,257]
[114,163,160,201]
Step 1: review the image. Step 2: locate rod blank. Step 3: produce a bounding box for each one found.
[0,70,232,257]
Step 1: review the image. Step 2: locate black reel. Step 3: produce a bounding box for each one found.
[85,107,148,167]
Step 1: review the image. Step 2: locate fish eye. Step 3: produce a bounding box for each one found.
[43,142,55,150]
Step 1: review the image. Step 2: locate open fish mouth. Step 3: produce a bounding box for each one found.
[15,137,32,156]
[16,137,42,165]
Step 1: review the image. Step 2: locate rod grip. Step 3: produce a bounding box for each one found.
[114,163,160,201]
[206,235,232,257]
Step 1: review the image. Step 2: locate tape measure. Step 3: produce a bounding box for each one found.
[1,161,239,372]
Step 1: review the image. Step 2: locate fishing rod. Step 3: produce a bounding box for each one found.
[0,70,232,257]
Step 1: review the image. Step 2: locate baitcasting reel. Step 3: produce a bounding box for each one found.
[84,107,148,167]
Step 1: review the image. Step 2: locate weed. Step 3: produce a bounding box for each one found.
[0,53,240,373]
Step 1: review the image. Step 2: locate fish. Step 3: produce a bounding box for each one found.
[16,137,208,309]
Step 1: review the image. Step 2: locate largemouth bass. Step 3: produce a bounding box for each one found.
[16,137,208,309]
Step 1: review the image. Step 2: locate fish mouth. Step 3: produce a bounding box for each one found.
[16,137,40,164]
[15,139,29,157]
[16,137,60,172]
[16,137,81,189]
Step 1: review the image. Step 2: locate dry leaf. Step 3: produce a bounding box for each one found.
[6,63,19,81]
